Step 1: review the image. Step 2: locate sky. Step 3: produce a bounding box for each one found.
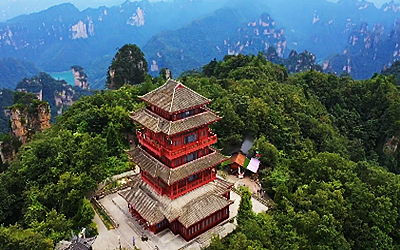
[328,0,398,7]
[0,0,399,22]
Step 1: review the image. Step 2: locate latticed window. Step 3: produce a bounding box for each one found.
[178,109,195,119]
[184,152,198,163]
[184,133,198,144]
[174,158,182,166]
[174,139,181,146]
[188,174,199,182]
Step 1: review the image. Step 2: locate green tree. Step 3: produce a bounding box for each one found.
[0,225,54,250]
[237,186,254,226]
[252,135,279,168]
[207,235,225,250]
[106,44,148,89]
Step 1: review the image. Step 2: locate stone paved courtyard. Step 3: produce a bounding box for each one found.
[92,184,268,250]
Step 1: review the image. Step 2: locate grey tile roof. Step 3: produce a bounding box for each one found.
[141,79,211,113]
[55,236,96,250]
[179,194,233,228]
[119,176,233,227]
[131,108,221,136]
[128,147,228,185]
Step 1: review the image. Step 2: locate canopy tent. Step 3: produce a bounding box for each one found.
[247,158,260,173]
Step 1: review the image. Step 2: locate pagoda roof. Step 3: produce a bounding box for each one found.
[140,79,211,113]
[230,152,246,167]
[131,108,221,136]
[128,147,228,185]
[120,175,233,227]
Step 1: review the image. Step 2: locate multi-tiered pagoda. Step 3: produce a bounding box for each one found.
[120,79,233,241]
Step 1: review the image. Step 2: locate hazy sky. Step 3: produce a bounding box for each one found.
[328,0,399,8]
[31,0,400,10]
[30,0,400,10]
[1,0,400,22]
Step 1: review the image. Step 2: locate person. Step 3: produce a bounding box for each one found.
[132,236,135,246]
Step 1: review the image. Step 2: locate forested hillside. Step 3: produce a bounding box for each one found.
[0,89,14,134]
[2,51,400,248]
[0,58,39,90]
[184,54,400,249]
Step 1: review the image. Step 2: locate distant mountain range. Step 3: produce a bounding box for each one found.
[0,0,230,88]
[2,0,400,88]
[0,58,40,89]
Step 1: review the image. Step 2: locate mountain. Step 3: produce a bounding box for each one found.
[143,0,400,77]
[0,72,93,135]
[325,14,400,79]
[0,0,230,87]
[0,58,40,89]
[264,48,323,74]
[2,0,400,83]
[143,10,287,76]
[382,59,400,84]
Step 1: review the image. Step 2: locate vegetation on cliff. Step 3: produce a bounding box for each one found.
[0,89,14,134]
[0,86,147,247]
[15,72,93,122]
[382,60,400,85]
[106,44,149,90]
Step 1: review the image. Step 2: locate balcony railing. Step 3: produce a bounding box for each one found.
[137,130,218,160]
[137,131,162,157]
[171,175,214,198]
[163,131,217,159]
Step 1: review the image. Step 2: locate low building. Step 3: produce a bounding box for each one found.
[55,230,96,250]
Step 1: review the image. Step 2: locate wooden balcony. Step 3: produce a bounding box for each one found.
[137,131,162,157]
[171,174,214,199]
[137,130,218,161]
[164,131,217,160]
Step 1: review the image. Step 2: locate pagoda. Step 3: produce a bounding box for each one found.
[120,79,233,241]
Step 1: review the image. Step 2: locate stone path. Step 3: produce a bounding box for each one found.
[92,209,133,250]
[96,193,153,250]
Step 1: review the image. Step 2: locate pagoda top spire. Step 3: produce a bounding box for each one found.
[140,79,211,114]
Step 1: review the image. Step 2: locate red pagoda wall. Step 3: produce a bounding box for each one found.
[128,205,231,241]
[140,166,217,199]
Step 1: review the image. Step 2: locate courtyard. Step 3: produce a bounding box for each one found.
[92,178,268,250]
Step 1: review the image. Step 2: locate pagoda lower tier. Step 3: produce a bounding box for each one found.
[128,147,228,199]
[119,175,234,241]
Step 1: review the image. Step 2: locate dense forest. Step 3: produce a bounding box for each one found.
[2,47,400,249]
[196,54,400,249]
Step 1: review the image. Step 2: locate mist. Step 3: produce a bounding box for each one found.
[1,0,400,22]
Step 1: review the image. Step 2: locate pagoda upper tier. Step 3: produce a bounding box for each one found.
[140,79,211,114]
[131,108,220,136]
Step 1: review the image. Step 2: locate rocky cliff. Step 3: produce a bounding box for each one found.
[16,73,93,121]
[10,99,50,144]
[143,11,288,76]
[324,20,400,79]
[71,65,90,90]
[264,48,322,74]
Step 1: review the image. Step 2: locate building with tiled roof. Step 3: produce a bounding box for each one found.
[55,231,96,250]
[122,79,233,241]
